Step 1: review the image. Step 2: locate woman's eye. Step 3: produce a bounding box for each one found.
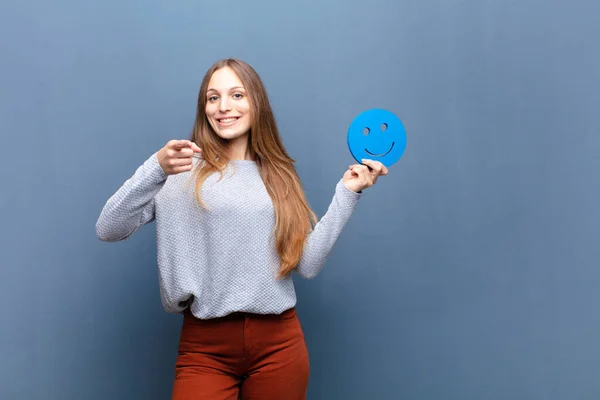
[208,96,218,102]
[233,93,243,99]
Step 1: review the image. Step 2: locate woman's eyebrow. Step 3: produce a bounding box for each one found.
[207,86,245,93]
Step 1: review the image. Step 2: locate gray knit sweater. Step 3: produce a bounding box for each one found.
[95,153,361,319]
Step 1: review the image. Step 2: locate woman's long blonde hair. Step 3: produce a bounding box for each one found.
[190,58,317,278]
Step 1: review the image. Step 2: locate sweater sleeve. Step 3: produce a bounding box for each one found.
[95,152,168,242]
[294,179,361,279]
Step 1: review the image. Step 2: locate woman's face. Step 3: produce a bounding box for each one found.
[205,66,251,141]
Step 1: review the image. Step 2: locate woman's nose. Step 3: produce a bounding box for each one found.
[219,98,231,112]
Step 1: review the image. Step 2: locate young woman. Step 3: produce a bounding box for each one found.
[96,58,388,400]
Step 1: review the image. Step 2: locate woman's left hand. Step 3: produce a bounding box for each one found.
[342,159,389,193]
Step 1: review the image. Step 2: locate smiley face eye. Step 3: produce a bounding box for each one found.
[363,127,370,136]
[381,123,388,132]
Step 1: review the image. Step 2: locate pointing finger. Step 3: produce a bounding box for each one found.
[190,142,202,153]
[171,140,192,149]
[175,148,194,158]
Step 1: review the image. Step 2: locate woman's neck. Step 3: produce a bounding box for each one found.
[227,132,253,161]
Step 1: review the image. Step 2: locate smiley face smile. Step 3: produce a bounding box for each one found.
[347,108,407,168]
[365,142,395,157]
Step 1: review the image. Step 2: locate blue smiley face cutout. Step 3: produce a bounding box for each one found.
[347,109,407,167]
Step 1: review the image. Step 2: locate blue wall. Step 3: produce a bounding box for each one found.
[2,0,599,399]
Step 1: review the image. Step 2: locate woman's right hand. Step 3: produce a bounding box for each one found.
[157,140,202,175]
